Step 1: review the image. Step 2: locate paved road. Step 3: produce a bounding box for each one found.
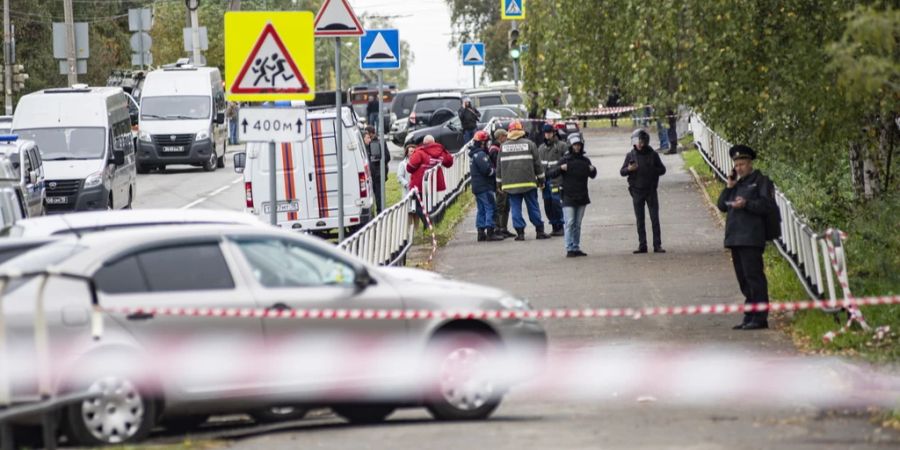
[128,128,894,449]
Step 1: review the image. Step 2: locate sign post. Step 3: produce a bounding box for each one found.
[315,0,364,241]
[360,28,400,215]
[461,42,485,89]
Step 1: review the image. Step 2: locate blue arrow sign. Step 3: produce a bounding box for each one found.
[360,29,400,70]
[461,42,485,66]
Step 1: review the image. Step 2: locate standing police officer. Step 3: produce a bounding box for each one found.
[620,129,667,253]
[717,145,777,330]
[539,123,568,236]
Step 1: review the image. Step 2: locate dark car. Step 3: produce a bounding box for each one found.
[408,92,463,131]
[404,115,468,154]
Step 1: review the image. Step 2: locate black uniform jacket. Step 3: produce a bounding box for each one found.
[716,170,775,249]
[547,152,597,207]
[619,146,666,191]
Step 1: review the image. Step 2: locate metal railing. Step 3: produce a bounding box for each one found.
[338,190,417,266]
[688,114,845,302]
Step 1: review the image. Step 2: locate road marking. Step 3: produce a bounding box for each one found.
[181,177,244,209]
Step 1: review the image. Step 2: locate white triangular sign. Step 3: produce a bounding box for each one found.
[464,45,483,63]
[506,0,522,15]
[314,0,364,36]
[232,23,309,93]
[364,32,397,62]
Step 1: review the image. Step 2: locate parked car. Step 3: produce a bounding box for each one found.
[464,89,524,109]
[234,106,374,234]
[404,115,467,154]
[407,92,463,132]
[0,135,44,217]
[2,224,546,445]
[136,62,227,173]
[13,85,138,213]
[0,208,266,238]
[0,154,27,232]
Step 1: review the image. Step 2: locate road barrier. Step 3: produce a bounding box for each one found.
[689,114,853,305]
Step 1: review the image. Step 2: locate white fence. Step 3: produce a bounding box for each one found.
[689,114,847,302]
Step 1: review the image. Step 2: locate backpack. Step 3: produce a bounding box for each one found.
[759,176,782,241]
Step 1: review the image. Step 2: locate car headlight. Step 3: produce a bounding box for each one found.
[195,129,210,141]
[138,129,152,142]
[499,296,532,311]
[84,171,103,189]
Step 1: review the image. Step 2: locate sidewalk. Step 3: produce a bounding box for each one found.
[435,128,794,349]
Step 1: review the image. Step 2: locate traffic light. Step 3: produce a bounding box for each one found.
[12,64,27,92]
[508,28,520,60]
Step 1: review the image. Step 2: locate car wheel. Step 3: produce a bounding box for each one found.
[425,332,502,421]
[249,406,309,424]
[65,375,156,446]
[332,405,395,424]
[203,149,217,172]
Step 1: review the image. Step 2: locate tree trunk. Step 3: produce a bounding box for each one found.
[848,140,865,199]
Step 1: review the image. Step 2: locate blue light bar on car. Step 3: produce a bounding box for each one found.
[0,135,18,142]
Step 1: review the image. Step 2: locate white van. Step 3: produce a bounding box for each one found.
[13,86,137,213]
[233,106,374,234]
[137,64,226,172]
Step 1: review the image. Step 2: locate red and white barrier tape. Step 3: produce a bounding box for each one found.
[412,188,438,265]
[108,295,900,321]
[821,229,873,344]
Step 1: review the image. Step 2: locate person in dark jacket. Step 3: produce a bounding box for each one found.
[364,126,391,212]
[665,110,678,155]
[458,97,481,145]
[716,145,776,330]
[490,129,514,239]
[620,129,667,253]
[547,133,597,257]
[539,123,568,236]
[366,96,379,128]
[469,130,503,242]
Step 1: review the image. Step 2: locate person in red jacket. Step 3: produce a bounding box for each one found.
[406,135,454,227]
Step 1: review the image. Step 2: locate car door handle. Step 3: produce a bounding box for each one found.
[125,311,155,321]
[268,302,291,311]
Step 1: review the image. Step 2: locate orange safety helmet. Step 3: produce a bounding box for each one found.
[473,130,490,142]
[508,120,524,131]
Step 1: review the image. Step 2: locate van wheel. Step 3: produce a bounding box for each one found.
[203,149,217,172]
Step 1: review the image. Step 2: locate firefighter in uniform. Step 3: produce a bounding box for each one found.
[497,120,550,241]
[716,145,776,330]
[538,123,568,236]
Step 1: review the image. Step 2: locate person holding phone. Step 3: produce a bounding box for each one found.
[717,145,777,330]
[620,129,667,253]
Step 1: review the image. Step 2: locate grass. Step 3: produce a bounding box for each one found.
[681,134,899,363]
[96,440,222,450]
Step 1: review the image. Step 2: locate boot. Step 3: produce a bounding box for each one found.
[502,229,516,238]
[487,229,505,241]
[535,227,551,240]
[514,228,526,241]
[551,224,565,237]
[477,228,486,242]
[493,227,508,240]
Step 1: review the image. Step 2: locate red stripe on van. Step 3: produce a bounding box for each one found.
[311,120,329,218]
[281,142,298,221]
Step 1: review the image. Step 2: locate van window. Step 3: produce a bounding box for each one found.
[476,96,502,107]
[17,127,106,160]
[141,96,211,120]
[414,98,461,114]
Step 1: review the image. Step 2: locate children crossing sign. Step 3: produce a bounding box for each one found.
[225,12,316,101]
[360,29,400,70]
[501,0,525,20]
[461,43,485,66]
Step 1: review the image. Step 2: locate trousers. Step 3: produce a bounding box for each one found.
[731,246,769,322]
[630,188,661,249]
[508,189,544,230]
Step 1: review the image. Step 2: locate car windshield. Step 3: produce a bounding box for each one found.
[414,98,461,114]
[16,127,105,161]
[476,96,503,107]
[141,95,210,120]
[506,93,524,104]
[482,108,517,122]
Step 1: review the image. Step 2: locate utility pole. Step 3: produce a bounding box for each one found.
[63,0,77,86]
[3,0,12,114]
[186,0,202,65]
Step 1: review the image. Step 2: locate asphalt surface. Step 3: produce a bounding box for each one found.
[123,128,897,449]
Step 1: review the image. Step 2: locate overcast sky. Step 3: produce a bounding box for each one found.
[349,0,483,90]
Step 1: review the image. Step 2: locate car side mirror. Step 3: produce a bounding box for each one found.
[233,152,246,174]
[354,265,374,292]
[216,111,226,125]
[112,149,126,166]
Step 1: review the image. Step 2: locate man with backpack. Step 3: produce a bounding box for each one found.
[716,145,779,330]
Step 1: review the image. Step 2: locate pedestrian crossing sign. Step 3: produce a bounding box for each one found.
[501,0,525,20]
[360,29,401,70]
[225,12,316,101]
[461,43,485,66]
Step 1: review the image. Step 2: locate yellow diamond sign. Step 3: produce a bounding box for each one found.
[225,12,316,102]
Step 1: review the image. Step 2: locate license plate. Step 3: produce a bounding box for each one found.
[162,146,183,153]
[263,201,300,214]
[46,196,68,205]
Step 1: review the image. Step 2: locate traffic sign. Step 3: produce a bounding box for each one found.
[360,29,400,70]
[225,12,315,102]
[461,43,485,66]
[239,107,307,143]
[501,0,525,20]
[314,0,364,37]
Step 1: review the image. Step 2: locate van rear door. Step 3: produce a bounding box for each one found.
[301,117,361,225]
